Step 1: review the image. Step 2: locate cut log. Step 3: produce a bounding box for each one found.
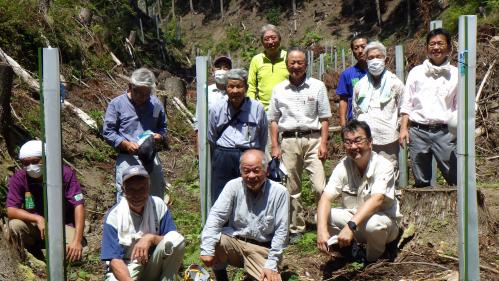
[78,7,92,25]
[158,77,186,104]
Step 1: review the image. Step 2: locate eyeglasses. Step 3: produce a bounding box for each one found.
[428,41,447,48]
[343,137,368,146]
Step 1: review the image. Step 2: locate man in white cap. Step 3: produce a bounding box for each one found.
[6,140,86,261]
[103,68,168,201]
[101,165,185,281]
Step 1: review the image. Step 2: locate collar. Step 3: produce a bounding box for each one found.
[285,77,311,90]
[262,49,286,62]
[228,97,251,112]
[364,151,377,178]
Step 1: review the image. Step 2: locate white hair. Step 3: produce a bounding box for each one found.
[239,149,267,171]
[260,24,281,41]
[130,68,156,88]
[364,41,387,58]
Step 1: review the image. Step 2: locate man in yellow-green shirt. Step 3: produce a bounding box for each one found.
[247,24,289,111]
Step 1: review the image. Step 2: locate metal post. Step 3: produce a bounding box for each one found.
[395,45,408,188]
[430,20,443,30]
[196,56,211,225]
[41,48,64,280]
[310,50,314,78]
[319,53,324,80]
[341,48,345,70]
[457,15,480,281]
[334,49,338,72]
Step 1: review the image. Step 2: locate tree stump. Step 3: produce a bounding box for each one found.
[158,77,186,106]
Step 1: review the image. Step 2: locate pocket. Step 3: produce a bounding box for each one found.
[341,185,358,209]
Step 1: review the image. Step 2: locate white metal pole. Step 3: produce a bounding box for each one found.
[334,49,338,72]
[319,53,324,80]
[341,48,345,70]
[310,50,314,78]
[42,48,64,280]
[457,15,480,281]
[196,56,211,225]
[395,45,408,188]
[430,20,443,30]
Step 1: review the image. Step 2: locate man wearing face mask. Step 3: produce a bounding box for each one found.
[194,56,232,132]
[6,140,86,261]
[352,41,404,169]
[399,28,457,187]
[103,68,168,201]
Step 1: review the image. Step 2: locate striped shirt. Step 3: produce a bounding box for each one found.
[268,77,332,131]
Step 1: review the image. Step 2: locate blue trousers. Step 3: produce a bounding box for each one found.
[211,147,244,205]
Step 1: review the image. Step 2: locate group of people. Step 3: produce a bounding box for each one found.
[5,23,458,281]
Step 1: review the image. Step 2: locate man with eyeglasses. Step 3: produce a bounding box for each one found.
[399,28,457,187]
[316,120,401,264]
[6,140,86,261]
[103,68,168,201]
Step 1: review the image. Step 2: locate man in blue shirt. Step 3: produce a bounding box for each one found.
[337,35,368,126]
[208,69,268,205]
[103,68,168,201]
[101,165,184,281]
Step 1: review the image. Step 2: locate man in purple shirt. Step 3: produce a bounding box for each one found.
[6,140,86,261]
[337,35,368,126]
[103,68,168,201]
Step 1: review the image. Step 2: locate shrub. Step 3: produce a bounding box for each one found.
[265,7,281,26]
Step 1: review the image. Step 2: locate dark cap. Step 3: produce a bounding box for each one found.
[122,165,149,183]
[213,56,232,68]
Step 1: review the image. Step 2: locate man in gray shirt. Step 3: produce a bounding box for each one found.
[103,68,168,201]
[200,149,289,281]
[208,69,268,205]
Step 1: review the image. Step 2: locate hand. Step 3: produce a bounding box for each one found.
[66,239,83,262]
[316,229,330,253]
[153,133,162,142]
[119,140,139,154]
[399,128,410,146]
[200,255,215,267]
[271,146,281,159]
[318,143,328,161]
[35,216,45,240]
[337,225,354,248]
[131,235,153,265]
[260,268,281,281]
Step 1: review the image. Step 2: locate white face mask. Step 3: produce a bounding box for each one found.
[367,58,385,76]
[26,164,42,178]
[213,69,228,85]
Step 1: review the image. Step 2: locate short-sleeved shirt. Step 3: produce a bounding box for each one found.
[324,152,400,219]
[336,65,367,120]
[100,196,177,261]
[268,77,332,131]
[6,165,85,226]
[208,97,268,149]
[103,92,167,149]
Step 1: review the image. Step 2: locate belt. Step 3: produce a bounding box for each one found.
[411,121,447,131]
[235,236,271,248]
[282,130,321,138]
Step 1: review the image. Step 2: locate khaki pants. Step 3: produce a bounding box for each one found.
[213,234,271,280]
[8,219,85,248]
[281,135,326,233]
[328,208,399,262]
[105,236,185,281]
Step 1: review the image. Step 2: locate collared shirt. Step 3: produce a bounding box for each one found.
[400,61,457,124]
[247,50,289,110]
[268,77,332,132]
[208,98,268,149]
[337,65,367,120]
[101,196,176,261]
[194,84,228,131]
[324,152,400,219]
[6,166,85,226]
[103,92,167,149]
[200,178,290,271]
[352,71,404,145]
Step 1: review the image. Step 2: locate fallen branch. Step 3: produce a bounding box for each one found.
[172,96,195,120]
[389,261,450,270]
[486,155,499,161]
[329,126,341,132]
[438,253,499,274]
[475,59,495,112]
[171,97,195,129]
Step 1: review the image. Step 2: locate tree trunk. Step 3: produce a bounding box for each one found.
[375,0,382,26]
[190,0,195,13]
[406,0,412,36]
[220,0,224,19]
[0,64,14,156]
[171,0,175,19]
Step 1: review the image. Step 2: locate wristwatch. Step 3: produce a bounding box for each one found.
[347,221,357,232]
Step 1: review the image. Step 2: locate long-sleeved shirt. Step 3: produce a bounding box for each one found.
[400,60,457,124]
[247,50,289,111]
[268,77,332,132]
[208,97,268,149]
[200,178,290,271]
[103,92,167,149]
